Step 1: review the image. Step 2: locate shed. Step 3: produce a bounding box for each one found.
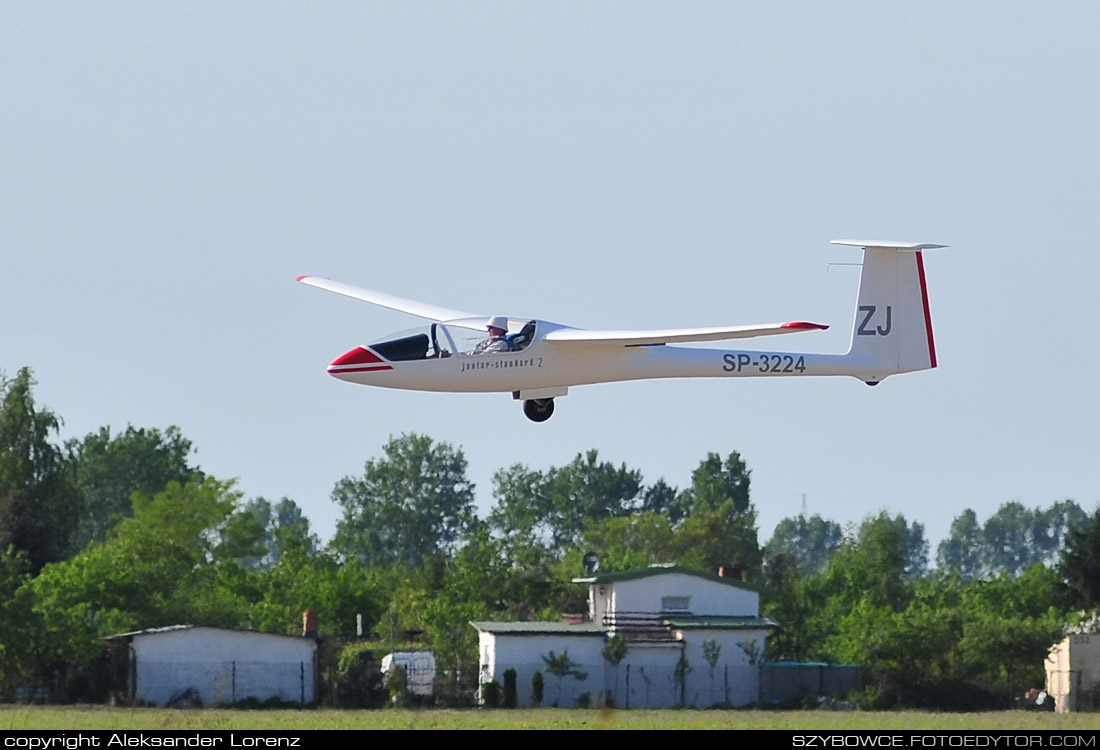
[1046,633,1100,712]
[105,625,318,706]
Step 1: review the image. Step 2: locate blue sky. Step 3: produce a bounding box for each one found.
[3,2,1098,555]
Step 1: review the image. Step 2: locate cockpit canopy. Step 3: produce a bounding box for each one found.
[368,320,537,361]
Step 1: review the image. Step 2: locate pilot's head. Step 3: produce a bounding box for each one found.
[486,316,509,336]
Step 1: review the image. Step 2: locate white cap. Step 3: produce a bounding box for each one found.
[487,316,509,332]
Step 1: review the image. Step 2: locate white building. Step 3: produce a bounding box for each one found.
[1046,634,1100,713]
[473,564,777,708]
[105,625,318,707]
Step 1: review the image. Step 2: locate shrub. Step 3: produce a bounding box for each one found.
[531,670,544,707]
[502,668,517,709]
[480,680,501,707]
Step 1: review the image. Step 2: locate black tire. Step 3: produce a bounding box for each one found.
[523,398,555,422]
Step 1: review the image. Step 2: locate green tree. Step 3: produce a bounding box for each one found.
[681,450,751,516]
[762,552,818,662]
[940,500,1088,579]
[0,547,39,698]
[640,478,688,525]
[672,451,761,576]
[955,565,1068,703]
[332,433,476,567]
[937,508,984,579]
[1061,507,1100,609]
[765,514,843,576]
[27,478,247,699]
[0,368,71,570]
[601,634,629,705]
[489,450,643,558]
[576,512,676,572]
[65,425,202,555]
[702,639,722,705]
[541,649,587,706]
[223,496,319,572]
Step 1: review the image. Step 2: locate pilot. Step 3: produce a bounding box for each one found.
[472,316,511,354]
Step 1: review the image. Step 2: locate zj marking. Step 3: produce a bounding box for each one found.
[857,304,892,336]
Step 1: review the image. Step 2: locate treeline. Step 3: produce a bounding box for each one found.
[2,366,1099,709]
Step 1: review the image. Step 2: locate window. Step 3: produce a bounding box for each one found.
[661,595,691,613]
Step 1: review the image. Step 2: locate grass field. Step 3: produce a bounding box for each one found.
[3,706,1100,731]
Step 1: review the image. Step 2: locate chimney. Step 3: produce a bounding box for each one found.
[302,609,319,638]
[718,565,742,581]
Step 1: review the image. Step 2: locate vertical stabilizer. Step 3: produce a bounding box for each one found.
[831,240,946,384]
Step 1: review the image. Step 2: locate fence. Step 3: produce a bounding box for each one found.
[134,660,314,707]
[758,662,862,707]
[484,660,758,709]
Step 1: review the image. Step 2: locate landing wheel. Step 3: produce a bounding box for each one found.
[523,398,555,423]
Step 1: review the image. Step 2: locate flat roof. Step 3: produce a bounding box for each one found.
[572,564,760,592]
[470,621,604,636]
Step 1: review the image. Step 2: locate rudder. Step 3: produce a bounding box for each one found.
[831,240,946,383]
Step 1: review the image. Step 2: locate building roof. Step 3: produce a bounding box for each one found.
[572,563,761,592]
[470,621,604,636]
[663,615,779,630]
[103,625,315,645]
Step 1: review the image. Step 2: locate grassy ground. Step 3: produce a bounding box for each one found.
[2,706,1100,731]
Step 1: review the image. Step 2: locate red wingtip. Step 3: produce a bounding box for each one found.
[296,275,310,282]
[782,321,830,331]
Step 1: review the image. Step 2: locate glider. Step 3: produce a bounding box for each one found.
[298,240,944,422]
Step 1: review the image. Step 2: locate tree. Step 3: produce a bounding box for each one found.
[65,425,202,555]
[541,649,587,706]
[981,502,1037,578]
[0,368,71,570]
[673,499,763,577]
[640,478,688,525]
[673,451,761,576]
[576,513,676,572]
[829,511,926,609]
[681,450,751,517]
[601,634,629,705]
[765,514,843,576]
[222,496,319,572]
[939,500,1088,579]
[0,547,39,699]
[702,639,722,706]
[332,433,476,567]
[27,478,247,699]
[489,450,643,558]
[936,508,984,579]
[1061,507,1100,609]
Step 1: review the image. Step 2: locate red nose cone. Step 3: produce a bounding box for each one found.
[327,347,393,374]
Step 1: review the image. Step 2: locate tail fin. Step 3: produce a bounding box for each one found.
[831,240,946,384]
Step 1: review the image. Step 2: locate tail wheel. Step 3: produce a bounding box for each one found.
[523,398,555,422]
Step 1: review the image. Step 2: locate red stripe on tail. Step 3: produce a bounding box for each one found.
[915,252,937,368]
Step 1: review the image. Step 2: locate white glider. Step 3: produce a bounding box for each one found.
[298,240,944,422]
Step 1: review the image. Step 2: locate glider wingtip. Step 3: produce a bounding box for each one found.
[782,321,830,331]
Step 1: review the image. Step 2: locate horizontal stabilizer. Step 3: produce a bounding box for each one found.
[544,321,828,347]
[831,240,948,252]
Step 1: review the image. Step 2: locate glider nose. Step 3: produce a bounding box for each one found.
[326,346,393,377]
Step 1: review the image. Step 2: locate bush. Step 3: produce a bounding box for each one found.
[502,668,517,709]
[531,670,544,707]
[329,642,385,708]
[480,680,501,707]
[386,664,409,708]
